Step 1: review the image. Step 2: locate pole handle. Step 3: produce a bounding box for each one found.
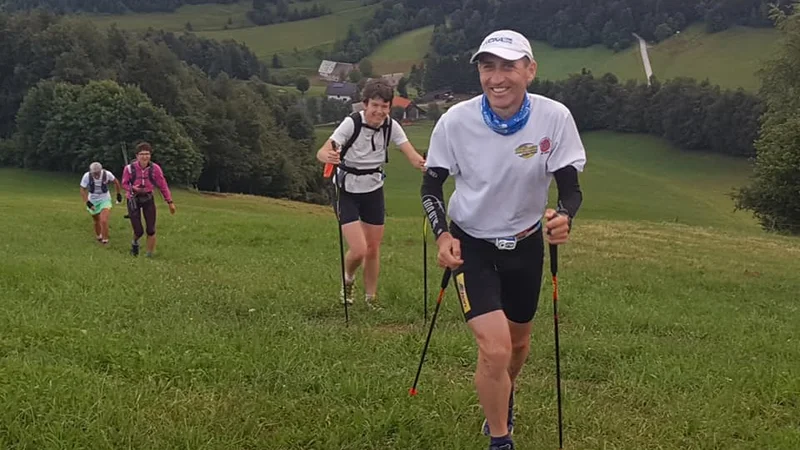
[549,243,558,276]
[440,267,452,289]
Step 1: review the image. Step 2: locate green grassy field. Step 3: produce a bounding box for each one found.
[520,23,780,91]
[267,83,327,97]
[647,23,780,92]
[530,40,645,84]
[85,0,256,32]
[195,3,377,61]
[85,0,376,64]
[86,0,365,33]
[84,2,780,92]
[369,25,435,75]
[3,126,798,448]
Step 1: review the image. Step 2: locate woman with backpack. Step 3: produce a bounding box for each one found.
[121,142,176,258]
[80,162,123,245]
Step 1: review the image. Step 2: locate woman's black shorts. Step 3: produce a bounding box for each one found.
[335,187,385,226]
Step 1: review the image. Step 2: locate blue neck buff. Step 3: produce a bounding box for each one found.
[481,93,531,136]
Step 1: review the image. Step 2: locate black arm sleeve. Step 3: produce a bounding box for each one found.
[421,167,450,239]
[553,165,583,219]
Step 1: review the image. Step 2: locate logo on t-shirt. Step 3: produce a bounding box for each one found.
[539,137,552,154]
[514,143,538,159]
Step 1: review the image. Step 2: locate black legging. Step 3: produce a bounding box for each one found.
[129,197,157,238]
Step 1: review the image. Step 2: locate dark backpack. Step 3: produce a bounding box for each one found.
[339,111,393,167]
[128,162,155,186]
[87,170,108,194]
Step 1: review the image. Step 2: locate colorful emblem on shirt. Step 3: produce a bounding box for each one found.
[514,143,538,159]
[539,137,552,154]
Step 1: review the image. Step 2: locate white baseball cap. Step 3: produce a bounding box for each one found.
[470,29,534,64]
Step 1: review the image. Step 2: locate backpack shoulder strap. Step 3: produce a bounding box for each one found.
[128,163,136,183]
[383,118,393,163]
[339,112,362,161]
[148,164,156,184]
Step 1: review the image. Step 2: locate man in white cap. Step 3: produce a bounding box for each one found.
[80,162,123,245]
[420,29,587,450]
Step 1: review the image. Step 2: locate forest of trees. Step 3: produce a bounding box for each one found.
[0,0,236,14]
[429,0,794,55]
[0,11,328,204]
[247,0,331,26]
[328,0,794,64]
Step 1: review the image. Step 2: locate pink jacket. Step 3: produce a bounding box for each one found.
[121,162,173,203]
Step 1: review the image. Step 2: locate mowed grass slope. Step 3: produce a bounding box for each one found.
[369,25,435,75]
[2,128,799,449]
[526,23,780,91]
[196,3,377,60]
[86,0,256,32]
[85,0,375,63]
[647,23,780,91]
[87,0,365,33]
[531,40,645,84]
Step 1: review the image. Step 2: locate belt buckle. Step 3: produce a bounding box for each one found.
[495,236,517,250]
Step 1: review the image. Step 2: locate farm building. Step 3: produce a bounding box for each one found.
[318,60,355,82]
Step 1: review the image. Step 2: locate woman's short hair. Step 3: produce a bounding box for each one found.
[136,142,152,154]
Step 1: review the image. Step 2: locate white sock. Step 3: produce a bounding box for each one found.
[344,273,354,284]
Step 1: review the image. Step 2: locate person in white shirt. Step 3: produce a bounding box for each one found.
[317,79,426,309]
[420,30,587,450]
[80,162,123,245]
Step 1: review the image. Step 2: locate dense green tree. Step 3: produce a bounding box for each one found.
[295,76,310,95]
[14,79,203,183]
[733,4,800,234]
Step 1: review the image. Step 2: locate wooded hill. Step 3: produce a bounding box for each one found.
[0,11,327,204]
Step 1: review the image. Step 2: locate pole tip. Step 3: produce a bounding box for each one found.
[408,387,418,396]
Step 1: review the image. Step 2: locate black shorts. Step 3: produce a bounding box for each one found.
[450,221,545,324]
[334,187,385,226]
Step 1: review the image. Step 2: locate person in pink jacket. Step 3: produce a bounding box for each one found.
[121,142,176,257]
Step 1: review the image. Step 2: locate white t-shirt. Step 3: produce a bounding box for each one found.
[425,93,587,239]
[80,170,116,203]
[329,111,409,193]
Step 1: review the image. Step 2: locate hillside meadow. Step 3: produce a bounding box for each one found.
[82,3,781,94]
[2,124,798,448]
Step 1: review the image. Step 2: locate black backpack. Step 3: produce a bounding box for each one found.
[128,162,155,186]
[87,170,109,194]
[338,111,393,168]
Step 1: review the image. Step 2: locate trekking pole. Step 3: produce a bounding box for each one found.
[423,216,428,321]
[550,243,564,449]
[121,142,131,219]
[324,141,348,326]
[336,181,349,326]
[409,267,452,396]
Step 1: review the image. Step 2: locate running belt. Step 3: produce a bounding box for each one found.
[484,220,541,250]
